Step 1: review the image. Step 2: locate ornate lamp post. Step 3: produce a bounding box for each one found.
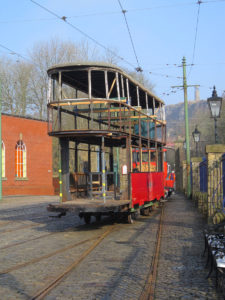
[192,125,201,156]
[207,86,222,144]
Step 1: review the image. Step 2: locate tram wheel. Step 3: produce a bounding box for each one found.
[143,207,150,216]
[84,215,91,224]
[127,213,134,224]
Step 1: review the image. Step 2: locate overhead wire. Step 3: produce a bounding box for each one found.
[149,71,182,79]
[0,1,203,24]
[30,0,137,70]
[117,0,142,72]
[2,0,224,100]
[2,0,224,24]
[0,43,34,65]
[187,1,202,78]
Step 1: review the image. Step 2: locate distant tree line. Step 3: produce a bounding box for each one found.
[0,38,154,120]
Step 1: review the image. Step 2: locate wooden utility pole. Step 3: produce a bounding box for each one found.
[172,57,199,198]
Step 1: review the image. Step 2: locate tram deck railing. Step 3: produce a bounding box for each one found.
[48,98,166,144]
[70,171,117,200]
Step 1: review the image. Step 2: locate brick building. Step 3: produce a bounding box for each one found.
[2,114,54,196]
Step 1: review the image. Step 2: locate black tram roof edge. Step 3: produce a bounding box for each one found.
[47,62,165,106]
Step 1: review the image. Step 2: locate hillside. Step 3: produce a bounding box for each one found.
[165,99,225,155]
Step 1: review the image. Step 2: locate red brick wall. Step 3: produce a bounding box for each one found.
[2,114,54,196]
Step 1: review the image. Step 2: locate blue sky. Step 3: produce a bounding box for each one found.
[0,0,224,105]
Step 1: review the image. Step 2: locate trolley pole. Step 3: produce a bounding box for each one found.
[172,57,199,198]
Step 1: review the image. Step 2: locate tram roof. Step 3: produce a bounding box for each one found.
[47,62,164,106]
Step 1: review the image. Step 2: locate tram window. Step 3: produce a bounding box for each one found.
[142,152,148,162]
[151,151,156,162]
[158,152,163,172]
[132,151,139,162]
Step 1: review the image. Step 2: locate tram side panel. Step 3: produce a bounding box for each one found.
[131,172,165,208]
[131,173,148,207]
[149,172,165,201]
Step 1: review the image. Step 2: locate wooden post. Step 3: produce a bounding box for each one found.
[116,72,120,100]
[104,71,109,98]
[153,97,155,115]
[139,112,142,172]
[88,144,91,174]
[60,138,71,201]
[137,86,140,107]
[75,142,78,172]
[126,137,131,200]
[47,77,52,104]
[102,137,106,203]
[121,75,125,98]
[145,92,149,112]
[88,70,93,128]
[58,72,62,100]
[58,72,62,131]
[52,79,55,101]
[126,78,130,105]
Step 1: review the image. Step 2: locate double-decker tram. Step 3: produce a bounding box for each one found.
[46,63,166,223]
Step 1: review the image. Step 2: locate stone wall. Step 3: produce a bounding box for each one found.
[206,144,225,221]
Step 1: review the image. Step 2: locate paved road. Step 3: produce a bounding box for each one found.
[0,194,223,299]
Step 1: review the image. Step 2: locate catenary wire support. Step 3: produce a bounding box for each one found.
[117,0,143,72]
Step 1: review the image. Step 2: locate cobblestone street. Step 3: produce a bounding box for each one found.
[0,194,223,299]
[155,193,223,300]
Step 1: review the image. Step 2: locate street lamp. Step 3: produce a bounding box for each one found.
[207,86,222,144]
[192,125,201,156]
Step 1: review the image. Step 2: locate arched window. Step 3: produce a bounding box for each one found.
[15,140,27,178]
[2,141,5,178]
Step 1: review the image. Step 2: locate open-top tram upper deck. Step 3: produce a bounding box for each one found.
[47,63,166,146]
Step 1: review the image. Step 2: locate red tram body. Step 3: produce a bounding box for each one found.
[131,172,165,207]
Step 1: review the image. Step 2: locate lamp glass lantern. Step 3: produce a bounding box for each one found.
[192,126,201,143]
[207,86,222,118]
[207,86,222,144]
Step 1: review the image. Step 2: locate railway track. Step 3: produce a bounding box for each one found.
[140,205,165,300]
[0,216,87,251]
[0,201,165,299]
[30,225,116,300]
[0,235,101,276]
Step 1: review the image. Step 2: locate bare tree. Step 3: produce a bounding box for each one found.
[0,57,33,116]
[0,38,155,119]
[28,38,100,119]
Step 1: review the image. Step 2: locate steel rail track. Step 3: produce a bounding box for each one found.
[139,205,165,300]
[31,225,116,300]
[0,234,101,276]
[0,231,55,251]
[0,218,88,251]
